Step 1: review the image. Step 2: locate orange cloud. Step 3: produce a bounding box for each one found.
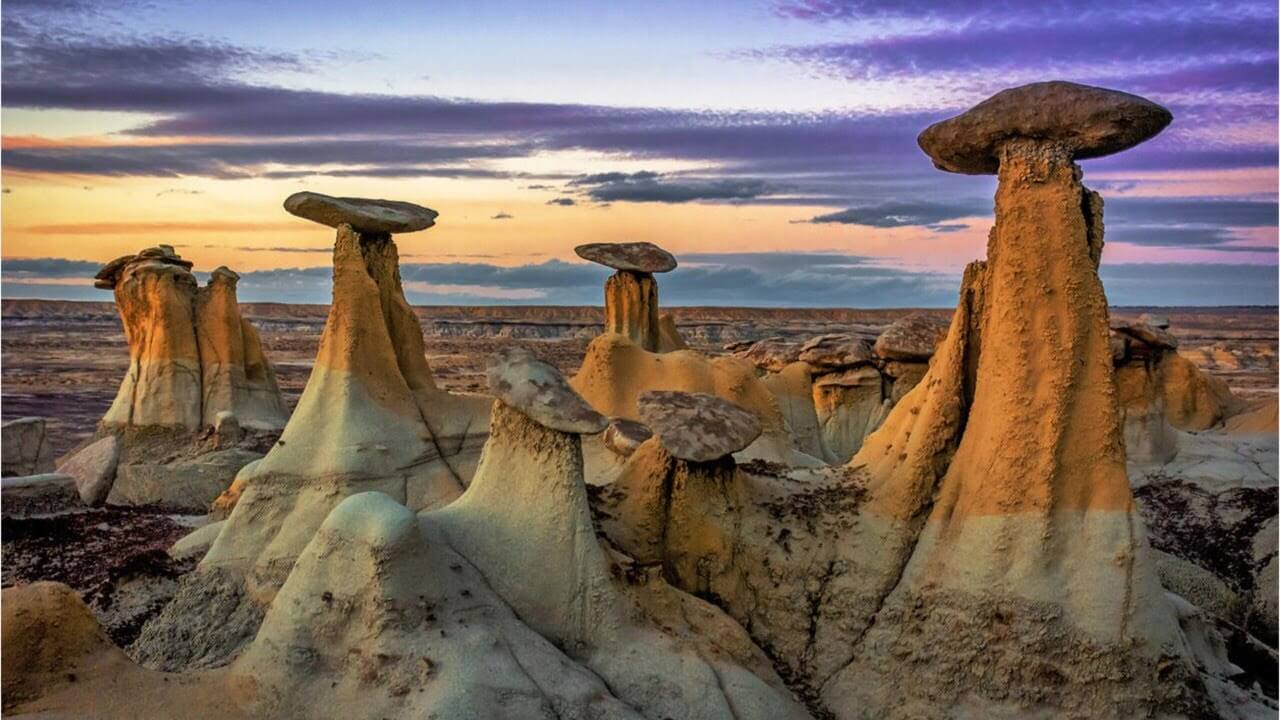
[20,221,310,235]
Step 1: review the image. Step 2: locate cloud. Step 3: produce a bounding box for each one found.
[569,171,774,204]
[5,255,1276,307]
[806,200,987,227]
[1099,262,1278,305]
[546,197,577,206]
[771,0,1275,24]
[490,212,514,220]
[2,140,530,179]
[2,257,101,278]
[17,220,308,235]
[1106,198,1278,228]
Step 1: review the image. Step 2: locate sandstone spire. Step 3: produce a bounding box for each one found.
[57,246,287,509]
[132,194,491,669]
[826,81,1213,716]
[576,241,677,352]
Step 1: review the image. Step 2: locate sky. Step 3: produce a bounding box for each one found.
[2,0,1277,307]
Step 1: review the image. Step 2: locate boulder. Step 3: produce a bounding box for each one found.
[638,390,762,462]
[1112,320,1179,351]
[873,312,948,361]
[798,334,874,371]
[57,434,121,507]
[283,191,438,234]
[917,80,1173,174]
[603,417,652,457]
[487,347,606,434]
[2,582,127,709]
[733,337,802,373]
[575,241,677,273]
[1,473,81,518]
[1,417,54,477]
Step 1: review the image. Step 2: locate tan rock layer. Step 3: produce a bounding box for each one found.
[604,270,660,352]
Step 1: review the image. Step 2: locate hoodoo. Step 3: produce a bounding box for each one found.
[131,193,491,670]
[828,81,1223,716]
[428,351,809,718]
[58,246,287,509]
[576,241,679,352]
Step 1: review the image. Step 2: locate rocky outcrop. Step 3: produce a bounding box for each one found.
[1,473,80,519]
[1113,316,1249,466]
[586,82,1265,718]
[2,417,55,477]
[738,319,944,464]
[826,81,1229,718]
[427,364,806,718]
[577,241,678,352]
[55,246,288,510]
[571,332,808,465]
[133,196,491,670]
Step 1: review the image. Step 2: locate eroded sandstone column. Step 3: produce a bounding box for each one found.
[826,82,1213,717]
[100,246,202,430]
[576,241,678,352]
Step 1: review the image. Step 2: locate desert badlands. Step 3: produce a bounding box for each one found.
[2,82,1278,719]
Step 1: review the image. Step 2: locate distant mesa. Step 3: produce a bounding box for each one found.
[575,241,678,273]
[638,390,762,462]
[283,191,438,234]
[487,347,607,435]
[917,81,1174,174]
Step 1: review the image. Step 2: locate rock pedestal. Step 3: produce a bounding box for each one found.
[577,241,678,352]
[134,196,491,671]
[604,270,661,350]
[828,83,1223,717]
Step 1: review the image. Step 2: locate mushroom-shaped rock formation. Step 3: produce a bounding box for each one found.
[597,392,764,600]
[823,83,1238,716]
[487,347,606,434]
[429,360,809,718]
[637,390,761,462]
[917,81,1173,174]
[284,191,438,234]
[1112,316,1242,438]
[132,198,492,671]
[577,241,677,352]
[57,247,288,510]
